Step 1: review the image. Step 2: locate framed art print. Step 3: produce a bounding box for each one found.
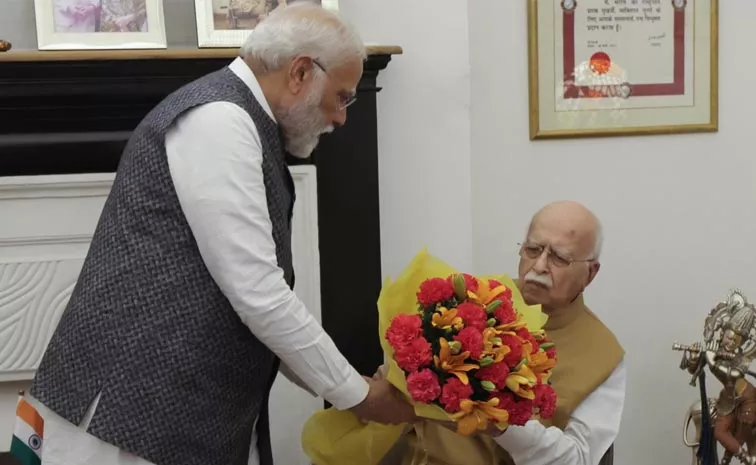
[195,0,339,48]
[34,0,167,50]
[527,0,718,139]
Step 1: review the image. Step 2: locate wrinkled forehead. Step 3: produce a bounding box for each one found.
[526,215,594,257]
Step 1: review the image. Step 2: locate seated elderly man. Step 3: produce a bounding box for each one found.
[381,200,626,465]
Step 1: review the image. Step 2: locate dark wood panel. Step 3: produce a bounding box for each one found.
[0,452,19,465]
[0,52,393,378]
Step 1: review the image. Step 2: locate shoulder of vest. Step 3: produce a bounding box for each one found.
[581,306,626,358]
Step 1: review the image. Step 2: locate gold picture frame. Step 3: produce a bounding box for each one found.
[527,0,719,140]
[195,0,339,48]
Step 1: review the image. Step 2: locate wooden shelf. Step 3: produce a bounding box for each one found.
[0,45,402,62]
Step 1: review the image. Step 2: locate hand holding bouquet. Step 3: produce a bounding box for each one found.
[301,250,558,465]
[386,271,557,435]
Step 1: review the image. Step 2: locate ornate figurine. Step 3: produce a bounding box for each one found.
[673,289,756,465]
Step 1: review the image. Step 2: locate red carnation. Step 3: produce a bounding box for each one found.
[493,298,516,325]
[456,302,488,331]
[386,314,423,350]
[440,377,474,412]
[516,327,540,354]
[488,280,513,298]
[500,333,524,368]
[490,392,534,426]
[394,337,433,372]
[407,369,442,403]
[475,361,510,389]
[541,339,557,360]
[417,278,455,307]
[453,327,484,359]
[534,384,557,419]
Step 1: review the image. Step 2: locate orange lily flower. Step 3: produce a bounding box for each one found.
[434,338,479,384]
[495,314,528,332]
[528,350,556,376]
[480,327,511,363]
[506,363,538,400]
[432,307,464,331]
[449,398,510,436]
[466,278,510,308]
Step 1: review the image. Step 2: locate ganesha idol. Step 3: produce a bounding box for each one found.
[673,289,756,465]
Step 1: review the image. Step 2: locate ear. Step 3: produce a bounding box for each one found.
[586,262,600,286]
[287,56,315,94]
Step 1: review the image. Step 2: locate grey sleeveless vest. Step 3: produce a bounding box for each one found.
[30,66,295,465]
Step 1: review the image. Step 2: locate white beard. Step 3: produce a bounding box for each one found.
[277,78,333,159]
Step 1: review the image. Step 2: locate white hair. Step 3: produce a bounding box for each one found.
[240,1,366,71]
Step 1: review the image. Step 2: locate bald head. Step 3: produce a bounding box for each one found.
[518,201,603,312]
[529,200,602,260]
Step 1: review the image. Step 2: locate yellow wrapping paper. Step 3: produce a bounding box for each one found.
[301,249,547,465]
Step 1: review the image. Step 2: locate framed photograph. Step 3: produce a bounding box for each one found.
[527,0,718,139]
[195,0,339,48]
[34,0,167,50]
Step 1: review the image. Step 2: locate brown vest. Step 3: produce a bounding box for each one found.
[383,293,625,465]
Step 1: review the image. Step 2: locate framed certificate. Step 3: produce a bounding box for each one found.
[527,0,718,139]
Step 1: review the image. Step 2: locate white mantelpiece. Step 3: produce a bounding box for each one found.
[0,167,322,464]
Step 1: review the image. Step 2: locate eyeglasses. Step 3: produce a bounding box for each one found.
[312,59,358,110]
[517,242,596,269]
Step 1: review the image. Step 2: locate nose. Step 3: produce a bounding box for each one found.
[332,107,347,128]
[533,249,550,273]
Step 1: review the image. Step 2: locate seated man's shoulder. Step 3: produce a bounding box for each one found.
[579,306,625,354]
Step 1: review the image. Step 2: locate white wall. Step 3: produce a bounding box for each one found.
[341,0,474,277]
[351,1,756,464]
[469,1,756,464]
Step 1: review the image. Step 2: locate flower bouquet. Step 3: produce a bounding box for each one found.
[387,271,558,436]
[301,250,557,465]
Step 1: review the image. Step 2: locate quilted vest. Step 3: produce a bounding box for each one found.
[31,65,295,465]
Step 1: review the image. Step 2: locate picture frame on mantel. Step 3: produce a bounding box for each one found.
[195,0,339,48]
[527,0,718,140]
[33,0,167,51]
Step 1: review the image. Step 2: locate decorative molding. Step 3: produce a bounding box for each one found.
[0,235,94,248]
[0,173,114,200]
[0,260,81,382]
[0,166,321,389]
[289,166,322,323]
[0,46,403,63]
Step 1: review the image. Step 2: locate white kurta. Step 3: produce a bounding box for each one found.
[31,57,369,465]
[494,358,627,465]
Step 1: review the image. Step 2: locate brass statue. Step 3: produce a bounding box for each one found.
[684,398,719,465]
[674,289,756,465]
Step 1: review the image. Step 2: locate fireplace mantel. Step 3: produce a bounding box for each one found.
[0,45,400,380]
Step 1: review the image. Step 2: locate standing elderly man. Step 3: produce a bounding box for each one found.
[382,200,626,465]
[28,3,413,465]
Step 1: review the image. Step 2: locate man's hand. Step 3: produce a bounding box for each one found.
[372,363,388,381]
[350,376,416,425]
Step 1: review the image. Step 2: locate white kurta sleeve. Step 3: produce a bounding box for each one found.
[494,358,627,465]
[165,101,369,410]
